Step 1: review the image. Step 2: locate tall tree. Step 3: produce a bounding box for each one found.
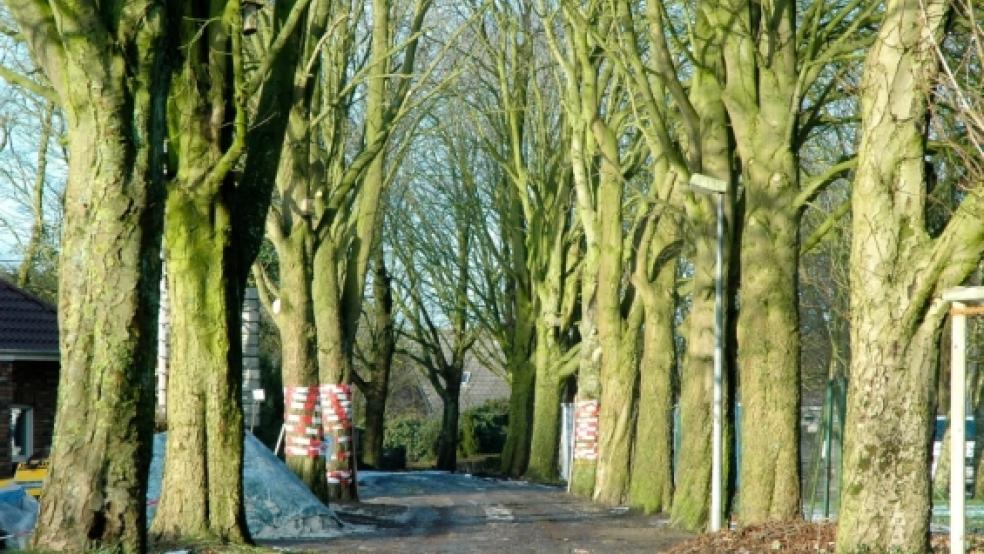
[153,0,320,540]
[352,246,396,468]
[705,0,874,523]
[151,0,253,542]
[15,100,55,289]
[390,121,482,471]
[255,0,434,499]
[2,1,168,550]
[837,0,984,550]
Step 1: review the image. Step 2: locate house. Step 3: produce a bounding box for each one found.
[0,279,59,477]
[413,350,511,416]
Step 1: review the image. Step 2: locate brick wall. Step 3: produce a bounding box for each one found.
[0,361,12,477]
[12,361,59,461]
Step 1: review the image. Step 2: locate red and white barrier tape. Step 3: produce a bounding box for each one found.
[574,399,600,461]
[284,386,324,458]
[326,469,353,485]
[321,384,355,484]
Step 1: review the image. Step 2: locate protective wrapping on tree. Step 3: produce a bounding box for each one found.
[284,386,324,458]
[322,384,354,485]
[574,400,599,461]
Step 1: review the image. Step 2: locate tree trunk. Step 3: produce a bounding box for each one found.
[151,192,249,543]
[629,251,677,513]
[526,324,563,482]
[436,383,462,471]
[836,1,951,550]
[314,240,357,500]
[17,102,54,289]
[590,118,631,505]
[23,2,168,549]
[671,15,734,527]
[717,0,804,518]
[594,300,641,505]
[838,319,941,551]
[501,357,535,477]
[672,232,718,531]
[362,383,388,468]
[152,2,250,541]
[570,246,600,498]
[361,254,395,469]
[526,373,561,481]
[273,235,327,499]
[735,175,801,523]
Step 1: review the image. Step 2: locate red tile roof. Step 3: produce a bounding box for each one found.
[0,278,58,354]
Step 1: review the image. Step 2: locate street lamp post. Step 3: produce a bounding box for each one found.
[690,173,727,533]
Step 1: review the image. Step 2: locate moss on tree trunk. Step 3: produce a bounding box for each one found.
[835,2,977,550]
[20,2,168,550]
[152,193,248,543]
[735,181,801,524]
[526,350,562,481]
[501,359,535,477]
[672,233,718,531]
[629,251,677,513]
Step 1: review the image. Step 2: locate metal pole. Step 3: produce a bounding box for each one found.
[951,303,967,554]
[710,192,724,533]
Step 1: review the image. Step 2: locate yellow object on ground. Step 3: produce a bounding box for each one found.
[0,460,47,497]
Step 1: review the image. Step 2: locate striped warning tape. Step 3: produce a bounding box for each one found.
[326,469,353,484]
[321,384,355,486]
[574,399,600,461]
[284,386,323,459]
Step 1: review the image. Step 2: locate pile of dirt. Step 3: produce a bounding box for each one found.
[666,521,984,553]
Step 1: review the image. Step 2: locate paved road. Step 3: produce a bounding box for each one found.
[269,471,691,553]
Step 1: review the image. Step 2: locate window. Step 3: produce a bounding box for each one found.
[461,371,472,386]
[10,405,33,463]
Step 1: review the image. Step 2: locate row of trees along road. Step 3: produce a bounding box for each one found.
[394,1,984,552]
[0,0,982,552]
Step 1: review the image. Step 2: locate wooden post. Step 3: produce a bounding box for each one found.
[941,286,984,554]
[951,302,966,554]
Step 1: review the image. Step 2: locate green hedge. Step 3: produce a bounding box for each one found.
[384,416,441,463]
[384,399,509,464]
[461,399,508,456]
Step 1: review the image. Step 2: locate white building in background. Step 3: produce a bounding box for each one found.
[155,271,262,427]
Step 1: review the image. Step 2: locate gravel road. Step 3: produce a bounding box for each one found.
[267,470,692,553]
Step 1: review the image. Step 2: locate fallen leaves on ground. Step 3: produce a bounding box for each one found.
[665,520,984,553]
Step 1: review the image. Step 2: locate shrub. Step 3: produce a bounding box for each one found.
[461,398,508,454]
[458,413,480,458]
[384,415,441,463]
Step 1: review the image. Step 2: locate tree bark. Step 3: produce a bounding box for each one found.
[710,0,803,523]
[12,2,169,550]
[436,383,462,471]
[669,1,735,526]
[152,193,248,543]
[501,357,535,477]
[360,253,395,468]
[151,1,251,542]
[314,238,358,500]
[570,267,600,497]
[735,173,801,523]
[526,328,563,481]
[836,1,968,550]
[261,232,326,499]
[672,232,717,530]
[629,242,677,513]
[594,300,641,505]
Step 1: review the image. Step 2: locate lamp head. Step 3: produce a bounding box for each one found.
[689,173,728,195]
